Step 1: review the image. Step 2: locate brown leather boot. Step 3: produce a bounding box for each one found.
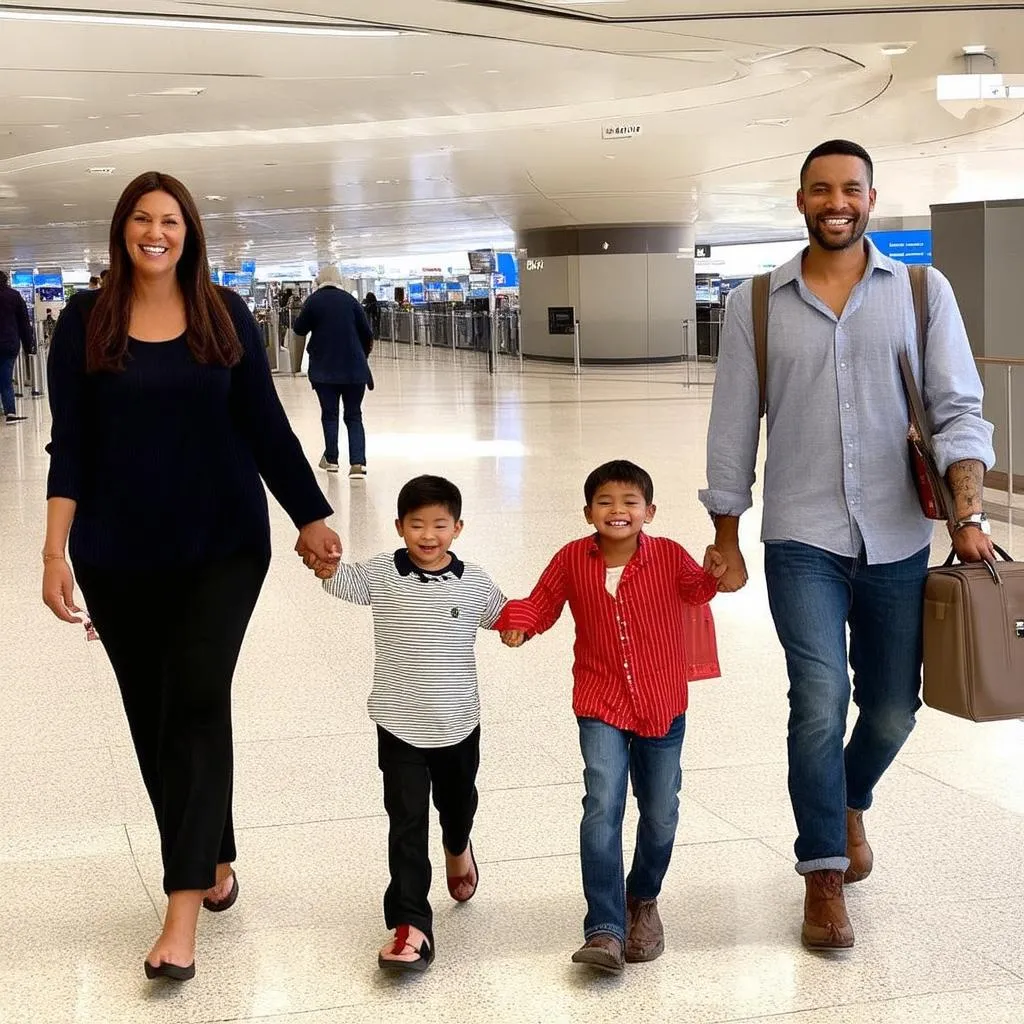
[844,808,873,884]
[571,934,624,973]
[801,869,855,949]
[625,895,665,963]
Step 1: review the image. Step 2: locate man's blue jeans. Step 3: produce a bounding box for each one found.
[764,541,929,875]
[577,714,686,942]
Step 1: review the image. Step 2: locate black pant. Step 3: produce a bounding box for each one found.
[377,725,481,938]
[77,550,269,894]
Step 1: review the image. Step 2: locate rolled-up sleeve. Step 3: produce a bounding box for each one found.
[45,299,87,501]
[698,284,761,517]
[924,269,996,474]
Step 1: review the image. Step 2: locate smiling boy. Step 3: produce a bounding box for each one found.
[500,460,726,972]
[319,475,507,972]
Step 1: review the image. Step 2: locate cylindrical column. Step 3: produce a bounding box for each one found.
[573,320,581,376]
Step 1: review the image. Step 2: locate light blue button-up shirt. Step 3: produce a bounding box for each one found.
[699,240,995,564]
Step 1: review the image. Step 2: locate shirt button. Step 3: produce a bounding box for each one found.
[847,462,854,469]
[844,402,851,410]
[840,362,847,369]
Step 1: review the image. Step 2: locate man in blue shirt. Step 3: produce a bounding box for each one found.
[701,140,995,950]
[0,270,34,423]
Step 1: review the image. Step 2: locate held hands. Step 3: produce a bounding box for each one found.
[500,630,528,648]
[42,557,83,624]
[295,520,343,580]
[706,543,748,593]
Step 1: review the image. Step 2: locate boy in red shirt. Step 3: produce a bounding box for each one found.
[499,460,725,972]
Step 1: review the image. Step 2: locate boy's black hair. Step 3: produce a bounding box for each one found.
[584,460,654,505]
[397,475,463,521]
[800,139,874,189]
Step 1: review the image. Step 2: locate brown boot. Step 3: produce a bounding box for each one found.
[625,895,665,963]
[801,869,854,949]
[571,933,624,973]
[844,808,873,884]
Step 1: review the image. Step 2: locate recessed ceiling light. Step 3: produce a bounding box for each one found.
[87,114,101,120]
[881,44,910,56]
[20,95,86,102]
[63,203,77,207]
[963,44,988,55]
[205,195,226,201]
[42,123,61,128]
[149,87,207,97]
[87,167,116,175]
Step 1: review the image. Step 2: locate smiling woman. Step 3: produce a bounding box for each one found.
[40,170,343,984]
[85,171,241,373]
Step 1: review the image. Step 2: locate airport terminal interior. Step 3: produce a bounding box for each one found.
[1,1,1023,1022]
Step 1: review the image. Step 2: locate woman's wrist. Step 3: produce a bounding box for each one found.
[42,550,67,563]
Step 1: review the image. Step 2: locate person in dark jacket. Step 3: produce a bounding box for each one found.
[41,171,342,982]
[293,266,374,479]
[362,291,381,340]
[0,270,34,423]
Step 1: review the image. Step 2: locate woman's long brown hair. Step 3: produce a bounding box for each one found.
[86,171,242,373]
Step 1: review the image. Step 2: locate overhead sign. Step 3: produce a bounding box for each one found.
[602,123,643,140]
[240,259,256,275]
[695,244,712,259]
[526,259,545,271]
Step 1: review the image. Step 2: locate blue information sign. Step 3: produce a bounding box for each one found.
[12,269,34,288]
[407,282,425,305]
[495,252,519,289]
[240,259,256,275]
[868,230,932,265]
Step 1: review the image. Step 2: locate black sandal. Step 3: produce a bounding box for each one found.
[144,960,196,982]
[377,925,435,973]
[203,872,238,913]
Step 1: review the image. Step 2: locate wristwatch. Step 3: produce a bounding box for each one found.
[952,512,991,535]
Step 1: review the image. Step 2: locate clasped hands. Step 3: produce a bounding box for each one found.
[295,520,343,579]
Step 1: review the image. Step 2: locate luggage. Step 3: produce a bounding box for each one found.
[922,545,1024,721]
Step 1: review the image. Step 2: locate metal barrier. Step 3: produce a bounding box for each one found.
[976,356,1021,517]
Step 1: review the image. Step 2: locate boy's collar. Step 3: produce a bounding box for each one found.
[394,548,465,579]
[587,531,648,564]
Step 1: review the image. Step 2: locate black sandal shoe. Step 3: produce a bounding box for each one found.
[203,872,238,913]
[144,960,196,982]
[377,925,435,974]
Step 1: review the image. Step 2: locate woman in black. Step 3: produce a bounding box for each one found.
[41,172,340,981]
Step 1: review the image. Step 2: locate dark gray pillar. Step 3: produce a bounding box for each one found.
[931,200,1023,497]
[517,224,695,364]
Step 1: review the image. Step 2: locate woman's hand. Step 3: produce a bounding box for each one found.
[42,557,83,624]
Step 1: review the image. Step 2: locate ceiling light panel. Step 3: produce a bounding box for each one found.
[0,10,401,37]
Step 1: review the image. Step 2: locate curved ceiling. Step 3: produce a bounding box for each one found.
[0,0,1022,268]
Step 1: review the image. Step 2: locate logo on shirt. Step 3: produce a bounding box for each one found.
[451,607,460,618]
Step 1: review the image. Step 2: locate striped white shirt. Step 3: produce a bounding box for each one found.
[323,549,507,748]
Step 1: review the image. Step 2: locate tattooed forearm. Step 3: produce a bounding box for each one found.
[946,459,985,517]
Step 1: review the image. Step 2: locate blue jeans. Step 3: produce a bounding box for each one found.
[577,714,686,943]
[313,383,366,465]
[764,541,929,875]
[0,354,16,415]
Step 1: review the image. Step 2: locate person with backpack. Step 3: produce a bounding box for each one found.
[0,269,34,423]
[700,139,995,950]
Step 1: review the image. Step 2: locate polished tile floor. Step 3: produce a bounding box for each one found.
[1,345,1022,1024]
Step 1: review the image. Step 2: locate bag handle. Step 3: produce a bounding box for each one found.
[941,543,1014,583]
[752,273,771,418]
[899,267,956,522]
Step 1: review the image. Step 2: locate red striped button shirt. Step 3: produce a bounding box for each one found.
[496,532,720,737]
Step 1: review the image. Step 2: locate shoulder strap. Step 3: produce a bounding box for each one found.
[907,264,929,364]
[751,273,771,418]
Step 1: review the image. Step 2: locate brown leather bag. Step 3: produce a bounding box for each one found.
[923,547,1024,721]
[751,266,954,521]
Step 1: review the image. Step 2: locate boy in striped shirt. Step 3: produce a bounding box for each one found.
[500,460,726,972]
[318,475,507,973]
